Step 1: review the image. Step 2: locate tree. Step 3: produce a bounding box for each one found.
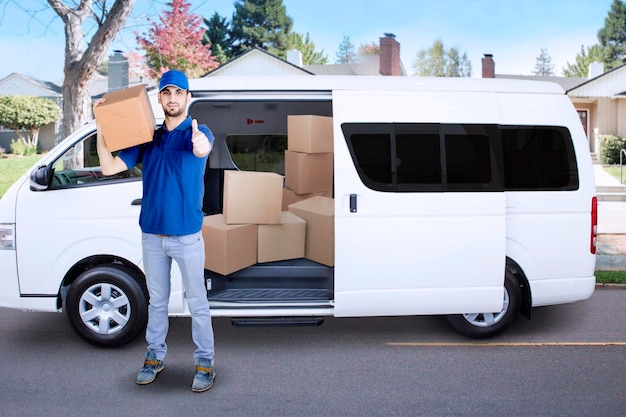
[136,0,218,79]
[203,12,234,65]
[563,44,605,77]
[532,48,555,76]
[230,0,293,58]
[0,96,61,151]
[286,32,328,65]
[336,36,356,64]
[598,0,626,70]
[358,42,379,56]
[47,0,134,144]
[412,39,472,77]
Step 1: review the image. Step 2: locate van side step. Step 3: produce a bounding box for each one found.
[208,288,332,303]
[231,317,324,327]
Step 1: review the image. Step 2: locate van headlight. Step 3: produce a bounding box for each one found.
[0,224,15,250]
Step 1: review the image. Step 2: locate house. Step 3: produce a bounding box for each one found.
[204,33,407,77]
[0,73,63,152]
[481,54,626,155]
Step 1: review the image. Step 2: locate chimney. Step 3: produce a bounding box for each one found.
[482,53,495,78]
[108,50,129,92]
[379,33,401,76]
[588,62,604,79]
[286,49,303,67]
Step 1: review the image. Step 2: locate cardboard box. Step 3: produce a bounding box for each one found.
[93,84,155,152]
[288,196,334,267]
[223,171,283,225]
[281,187,332,211]
[258,211,306,263]
[202,214,258,275]
[284,150,333,194]
[287,115,333,153]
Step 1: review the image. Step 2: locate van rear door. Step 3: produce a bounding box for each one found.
[332,89,506,317]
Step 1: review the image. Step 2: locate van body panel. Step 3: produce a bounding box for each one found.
[335,287,505,317]
[529,277,596,306]
[15,180,143,295]
[496,92,596,303]
[332,90,506,316]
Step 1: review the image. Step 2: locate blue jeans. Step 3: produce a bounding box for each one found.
[141,232,214,363]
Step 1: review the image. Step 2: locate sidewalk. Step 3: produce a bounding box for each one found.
[593,164,626,270]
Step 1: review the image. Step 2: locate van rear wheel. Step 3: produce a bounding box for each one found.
[65,265,147,347]
[446,271,521,339]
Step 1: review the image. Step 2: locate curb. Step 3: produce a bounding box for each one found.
[595,283,626,289]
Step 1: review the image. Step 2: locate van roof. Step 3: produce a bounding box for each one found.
[188,75,565,95]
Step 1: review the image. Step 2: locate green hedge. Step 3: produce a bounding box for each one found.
[599,135,626,165]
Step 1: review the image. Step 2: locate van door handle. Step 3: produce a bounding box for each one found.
[131,198,142,206]
[350,194,357,213]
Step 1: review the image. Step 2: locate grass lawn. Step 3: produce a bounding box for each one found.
[595,270,626,285]
[0,154,42,198]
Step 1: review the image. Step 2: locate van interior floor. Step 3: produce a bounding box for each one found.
[205,258,334,305]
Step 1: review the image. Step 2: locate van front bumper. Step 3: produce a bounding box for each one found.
[0,250,22,309]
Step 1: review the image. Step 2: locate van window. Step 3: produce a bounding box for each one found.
[226,134,286,175]
[49,133,142,189]
[189,99,332,175]
[501,126,578,191]
[342,123,502,192]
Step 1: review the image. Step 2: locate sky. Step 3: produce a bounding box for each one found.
[0,0,615,82]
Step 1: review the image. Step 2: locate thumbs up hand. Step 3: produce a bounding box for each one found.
[191,119,212,157]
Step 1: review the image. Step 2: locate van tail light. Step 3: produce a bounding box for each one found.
[590,196,598,254]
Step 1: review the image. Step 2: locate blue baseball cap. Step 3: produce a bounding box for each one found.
[159,70,189,91]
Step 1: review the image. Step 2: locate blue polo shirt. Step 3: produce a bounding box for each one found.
[119,116,214,236]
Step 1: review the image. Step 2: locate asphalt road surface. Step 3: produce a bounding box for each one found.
[0,287,624,417]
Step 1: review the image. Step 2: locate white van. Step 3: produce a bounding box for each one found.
[0,76,597,346]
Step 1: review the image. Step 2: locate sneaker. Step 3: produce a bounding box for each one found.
[136,351,164,385]
[191,358,216,392]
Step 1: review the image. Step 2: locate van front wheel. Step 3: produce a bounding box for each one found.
[65,265,148,347]
[446,271,521,339]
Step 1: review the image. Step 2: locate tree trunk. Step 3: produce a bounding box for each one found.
[47,0,136,168]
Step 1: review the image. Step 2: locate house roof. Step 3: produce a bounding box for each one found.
[205,47,314,77]
[495,74,587,91]
[204,46,408,77]
[0,72,62,97]
[305,55,408,76]
[566,62,626,96]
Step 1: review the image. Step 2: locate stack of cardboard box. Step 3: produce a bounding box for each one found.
[201,115,336,275]
[284,115,335,267]
[283,115,334,209]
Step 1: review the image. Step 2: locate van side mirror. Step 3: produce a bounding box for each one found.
[30,166,51,191]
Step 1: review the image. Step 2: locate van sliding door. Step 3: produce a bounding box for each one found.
[332,90,506,317]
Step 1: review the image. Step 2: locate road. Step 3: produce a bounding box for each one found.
[0,287,624,417]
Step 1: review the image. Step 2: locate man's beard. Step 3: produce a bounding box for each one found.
[164,106,185,117]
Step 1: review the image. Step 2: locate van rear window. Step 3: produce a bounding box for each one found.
[501,126,578,191]
[342,123,578,192]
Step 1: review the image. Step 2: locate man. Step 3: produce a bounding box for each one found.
[95,70,216,393]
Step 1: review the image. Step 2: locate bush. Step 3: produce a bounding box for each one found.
[10,138,38,156]
[599,134,626,165]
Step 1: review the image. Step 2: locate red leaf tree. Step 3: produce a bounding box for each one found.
[135,0,219,79]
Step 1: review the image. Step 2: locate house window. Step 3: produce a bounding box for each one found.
[577,110,588,136]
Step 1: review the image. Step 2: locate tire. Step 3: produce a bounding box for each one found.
[65,265,148,347]
[446,270,521,339]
